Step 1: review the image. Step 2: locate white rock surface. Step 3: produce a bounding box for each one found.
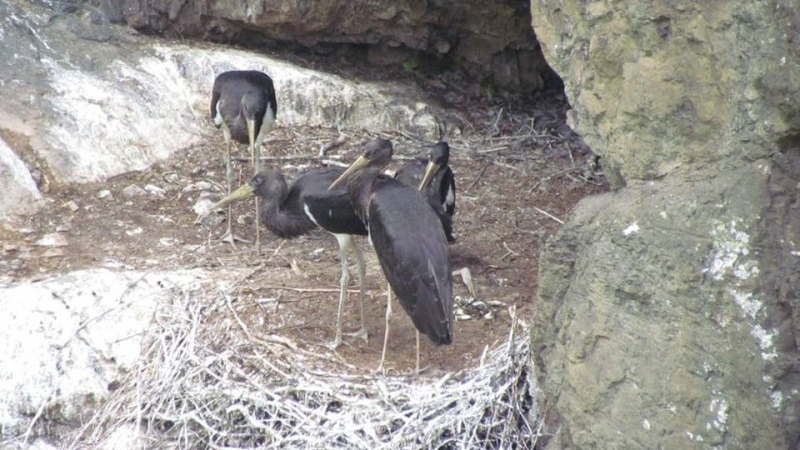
[0,137,42,218]
[37,44,440,184]
[0,269,221,440]
[0,1,446,221]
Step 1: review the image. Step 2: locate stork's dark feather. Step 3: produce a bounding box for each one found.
[204,167,369,348]
[223,168,367,239]
[331,138,454,346]
[394,142,456,242]
[366,178,453,344]
[210,70,277,144]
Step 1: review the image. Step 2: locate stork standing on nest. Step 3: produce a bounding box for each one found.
[330,138,454,373]
[394,142,456,242]
[199,167,370,348]
[210,70,277,247]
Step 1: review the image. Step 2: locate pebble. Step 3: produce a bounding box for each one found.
[56,224,72,232]
[35,233,68,247]
[193,198,217,216]
[164,173,180,184]
[125,227,143,236]
[42,248,65,258]
[182,244,206,254]
[183,181,214,193]
[158,237,181,247]
[63,200,79,212]
[144,184,166,196]
[97,189,113,199]
[122,184,147,197]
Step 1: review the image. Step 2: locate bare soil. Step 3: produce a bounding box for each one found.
[0,91,607,376]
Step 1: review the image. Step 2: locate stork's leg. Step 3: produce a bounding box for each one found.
[220,127,247,244]
[343,238,368,343]
[247,118,261,252]
[378,284,393,374]
[328,234,351,349]
[416,330,420,375]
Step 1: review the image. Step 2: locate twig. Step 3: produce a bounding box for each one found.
[233,154,342,163]
[466,163,491,193]
[259,285,362,294]
[319,132,348,156]
[21,389,55,445]
[526,167,582,194]
[533,206,564,224]
[491,159,523,173]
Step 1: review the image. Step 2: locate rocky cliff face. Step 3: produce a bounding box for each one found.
[531,0,800,449]
[95,0,556,95]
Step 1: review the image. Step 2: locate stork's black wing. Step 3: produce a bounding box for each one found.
[395,160,456,242]
[293,167,368,236]
[367,179,453,345]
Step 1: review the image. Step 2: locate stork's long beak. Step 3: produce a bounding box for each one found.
[329,155,370,190]
[418,161,441,191]
[196,183,256,222]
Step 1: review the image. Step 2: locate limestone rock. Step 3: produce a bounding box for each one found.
[533,162,800,449]
[0,269,221,443]
[532,0,800,185]
[104,0,552,95]
[531,0,800,448]
[0,136,42,218]
[0,0,446,188]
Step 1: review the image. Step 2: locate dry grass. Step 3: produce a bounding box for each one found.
[68,282,542,450]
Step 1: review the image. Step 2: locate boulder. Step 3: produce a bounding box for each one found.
[101,0,553,95]
[532,0,799,186]
[531,0,800,448]
[0,269,228,445]
[0,0,444,190]
[0,137,43,219]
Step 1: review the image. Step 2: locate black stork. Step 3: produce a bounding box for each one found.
[394,142,456,242]
[210,70,277,247]
[329,138,454,373]
[200,167,369,349]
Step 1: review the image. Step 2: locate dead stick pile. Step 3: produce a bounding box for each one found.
[68,287,542,450]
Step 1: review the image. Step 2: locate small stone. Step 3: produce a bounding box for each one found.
[97,189,113,199]
[158,237,180,247]
[183,181,214,193]
[35,233,68,247]
[193,198,217,216]
[56,224,72,232]
[63,200,79,212]
[122,184,147,197]
[42,248,65,258]
[144,184,166,196]
[3,244,19,252]
[164,173,180,184]
[125,227,143,236]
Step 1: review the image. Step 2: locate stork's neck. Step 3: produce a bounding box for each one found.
[260,196,315,239]
[345,167,384,223]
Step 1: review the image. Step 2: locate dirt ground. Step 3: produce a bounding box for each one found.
[0,81,608,376]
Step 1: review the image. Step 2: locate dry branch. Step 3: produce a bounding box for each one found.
[68,286,542,450]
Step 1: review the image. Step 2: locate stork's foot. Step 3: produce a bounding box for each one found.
[326,336,343,351]
[344,327,369,344]
[220,228,251,244]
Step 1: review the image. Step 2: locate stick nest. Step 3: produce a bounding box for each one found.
[70,286,542,450]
